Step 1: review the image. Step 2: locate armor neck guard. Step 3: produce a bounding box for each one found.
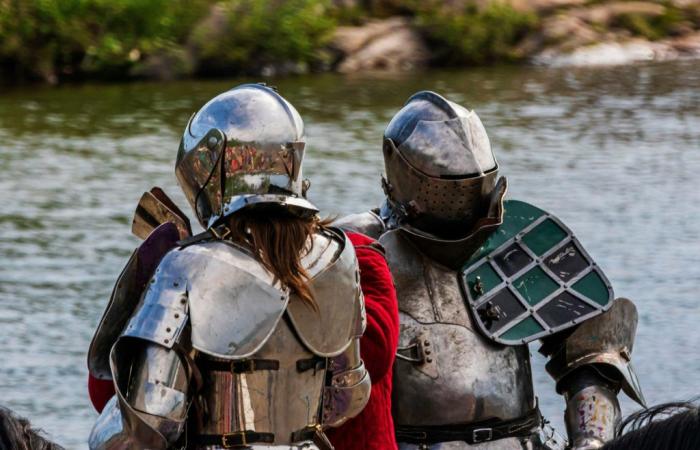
[384,177,507,269]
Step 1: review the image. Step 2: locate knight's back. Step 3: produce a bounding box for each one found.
[143,229,363,446]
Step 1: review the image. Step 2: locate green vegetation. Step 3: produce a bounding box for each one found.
[613,5,689,41]
[412,2,539,65]
[1,0,697,84]
[0,0,209,82]
[190,0,336,75]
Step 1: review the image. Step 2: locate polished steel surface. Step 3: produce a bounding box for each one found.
[383,139,498,235]
[287,229,364,357]
[139,240,290,358]
[332,210,385,239]
[88,397,132,450]
[323,340,371,427]
[3,62,700,447]
[126,345,188,421]
[379,230,536,426]
[384,91,497,177]
[545,298,644,406]
[194,318,327,444]
[382,90,498,234]
[175,84,316,228]
[385,176,507,269]
[564,385,619,449]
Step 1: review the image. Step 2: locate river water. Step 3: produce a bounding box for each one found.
[1,61,699,448]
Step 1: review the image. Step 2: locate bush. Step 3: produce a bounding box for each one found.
[189,0,337,75]
[412,1,538,65]
[614,6,687,40]
[0,0,209,83]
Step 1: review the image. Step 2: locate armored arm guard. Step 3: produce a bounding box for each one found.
[541,298,644,448]
[89,341,191,450]
[90,246,193,450]
[323,337,371,428]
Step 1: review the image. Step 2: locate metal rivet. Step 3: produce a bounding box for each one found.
[180,298,186,304]
[426,357,433,363]
[174,313,180,318]
[164,339,169,344]
[424,341,430,346]
[425,349,431,355]
[166,327,171,332]
[208,136,219,148]
[173,282,179,287]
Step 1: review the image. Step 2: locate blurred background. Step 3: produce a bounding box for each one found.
[1,0,700,448]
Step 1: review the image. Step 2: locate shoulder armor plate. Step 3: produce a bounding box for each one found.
[460,200,614,345]
[123,240,289,359]
[286,228,364,357]
[333,210,386,240]
[88,222,180,379]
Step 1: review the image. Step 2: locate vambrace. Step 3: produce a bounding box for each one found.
[322,339,371,428]
[89,339,191,450]
[543,298,645,407]
[561,368,620,449]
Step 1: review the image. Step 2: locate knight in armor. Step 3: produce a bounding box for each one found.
[336,91,645,450]
[86,84,374,449]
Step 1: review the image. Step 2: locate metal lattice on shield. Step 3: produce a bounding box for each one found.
[461,200,614,345]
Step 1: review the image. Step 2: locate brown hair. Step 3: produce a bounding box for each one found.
[227,210,326,306]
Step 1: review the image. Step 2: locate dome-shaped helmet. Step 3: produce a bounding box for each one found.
[176,84,317,229]
[382,91,499,236]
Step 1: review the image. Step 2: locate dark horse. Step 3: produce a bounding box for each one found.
[602,400,700,450]
[0,406,63,450]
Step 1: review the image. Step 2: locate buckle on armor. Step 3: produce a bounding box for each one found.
[221,431,246,448]
[232,359,255,373]
[472,428,493,443]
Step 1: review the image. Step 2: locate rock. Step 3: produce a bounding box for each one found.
[332,17,430,72]
[541,14,600,48]
[668,31,700,56]
[570,2,666,26]
[533,38,678,66]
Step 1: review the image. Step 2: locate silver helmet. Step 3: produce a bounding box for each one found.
[382,91,499,237]
[176,83,317,229]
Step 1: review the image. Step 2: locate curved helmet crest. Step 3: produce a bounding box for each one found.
[382,91,499,236]
[176,84,317,229]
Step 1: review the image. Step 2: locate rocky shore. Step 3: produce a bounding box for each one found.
[2,0,699,85]
[329,0,700,70]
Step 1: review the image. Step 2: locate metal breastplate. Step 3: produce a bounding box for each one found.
[380,230,535,426]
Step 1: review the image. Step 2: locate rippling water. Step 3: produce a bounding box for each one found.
[1,61,699,448]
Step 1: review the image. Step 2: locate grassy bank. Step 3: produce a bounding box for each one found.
[0,0,698,84]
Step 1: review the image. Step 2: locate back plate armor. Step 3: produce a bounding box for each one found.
[91,227,368,449]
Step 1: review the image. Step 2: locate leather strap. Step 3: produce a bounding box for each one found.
[395,406,542,445]
[291,426,334,450]
[296,355,326,373]
[196,357,280,373]
[194,431,274,448]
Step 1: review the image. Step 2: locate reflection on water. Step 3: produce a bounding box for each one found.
[1,61,699,448]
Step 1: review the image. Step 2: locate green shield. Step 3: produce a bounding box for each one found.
[460,200,614,345]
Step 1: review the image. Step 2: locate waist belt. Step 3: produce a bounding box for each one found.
[196,356,280,373]
[194,426,333,449]
[395,406,542,445]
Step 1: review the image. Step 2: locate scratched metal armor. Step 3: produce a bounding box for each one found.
[336,91,644,450]
[88,85,370,449]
